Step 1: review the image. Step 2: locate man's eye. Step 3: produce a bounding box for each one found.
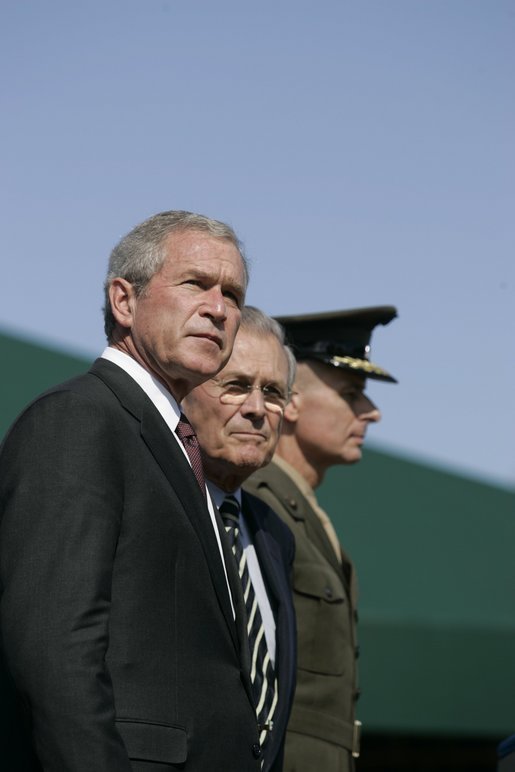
[223,290,241,307]
[262,385,282,398]
[262,386,287,405]
[223,381,249,396]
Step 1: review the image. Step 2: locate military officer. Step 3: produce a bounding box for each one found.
[244,306,398,772]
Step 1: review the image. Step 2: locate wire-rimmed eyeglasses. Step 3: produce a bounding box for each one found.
[205,378,291,413]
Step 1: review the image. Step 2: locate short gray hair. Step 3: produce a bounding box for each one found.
[239,306,296,391]
[103,210,248,341]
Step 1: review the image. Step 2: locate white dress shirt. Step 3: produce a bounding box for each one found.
[100,347,235,617]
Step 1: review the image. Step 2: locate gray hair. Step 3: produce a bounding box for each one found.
[239,306,297,391]
[103,210,248,341]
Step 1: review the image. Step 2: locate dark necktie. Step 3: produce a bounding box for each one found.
[220,494,278,752]
[175,413,206,499]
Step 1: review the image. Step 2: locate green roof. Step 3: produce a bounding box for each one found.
[0,330,91,439]
[2,328,514,738]
[318,450,515,737]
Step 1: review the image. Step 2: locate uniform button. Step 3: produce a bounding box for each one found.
[324,586,333,599]
[252,743,262,759]
[286,497,297,509]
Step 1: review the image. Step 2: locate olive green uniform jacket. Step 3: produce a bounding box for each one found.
[244,460,360,772]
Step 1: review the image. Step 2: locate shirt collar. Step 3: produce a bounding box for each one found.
[101,346,181,432]
[207,481,242,511]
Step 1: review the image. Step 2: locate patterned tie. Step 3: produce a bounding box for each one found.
[220,494,278,752]
[175,413,206,499]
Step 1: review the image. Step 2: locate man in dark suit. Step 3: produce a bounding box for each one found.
[182,306,297,772]
[245,307,398,772]
[0,210,265,770]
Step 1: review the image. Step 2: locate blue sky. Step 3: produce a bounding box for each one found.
[2,0,514,488]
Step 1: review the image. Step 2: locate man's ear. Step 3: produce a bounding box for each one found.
[109,278,136,330]
[283,390,301,424]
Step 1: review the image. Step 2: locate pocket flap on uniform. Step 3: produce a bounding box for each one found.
[293,561,345,602]
[116,718,188,763]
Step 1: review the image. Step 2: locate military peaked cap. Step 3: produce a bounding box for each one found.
[275,305,398,383]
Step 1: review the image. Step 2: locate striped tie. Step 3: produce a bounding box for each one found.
[220,495,278,752]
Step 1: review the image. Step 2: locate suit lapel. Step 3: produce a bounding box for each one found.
[89,359,239,653]
[242,495,284,613]
[297,493,353,595]
[303,502,343,577]
[140,407,240,651]
[270,463,343,573]
[242,492,296,763]
[211,502,253,694]
[263,463,347,585]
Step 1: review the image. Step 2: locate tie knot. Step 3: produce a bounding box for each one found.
[220,495,240,529]
[176,413,195,441]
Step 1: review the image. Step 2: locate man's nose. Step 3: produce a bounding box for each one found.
[360,395,381,423]
[200,287,227,321]
[241,387,267,417]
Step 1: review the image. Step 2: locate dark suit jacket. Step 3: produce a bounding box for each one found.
[0,359,261,771]
[245,461,359,772]
[240,491,296,772]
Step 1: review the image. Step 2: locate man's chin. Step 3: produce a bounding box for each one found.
[342,449,363,465]
[183,356,226,385]
[233,452,269,471]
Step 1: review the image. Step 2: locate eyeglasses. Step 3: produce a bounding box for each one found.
[206,378,291,413]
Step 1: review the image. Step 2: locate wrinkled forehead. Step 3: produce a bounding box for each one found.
[219,331,289,384]
[162,229,248,286]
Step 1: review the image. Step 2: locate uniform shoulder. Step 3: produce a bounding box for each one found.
[244,460,287,493]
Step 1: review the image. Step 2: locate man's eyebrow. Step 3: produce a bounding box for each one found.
[221,371,286,387]
[219,370,253,381]
[178,267,211,280]
[223,278,246,297]
[181,267,245,295]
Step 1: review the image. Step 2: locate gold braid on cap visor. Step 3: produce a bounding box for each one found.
[329,354,390,378]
